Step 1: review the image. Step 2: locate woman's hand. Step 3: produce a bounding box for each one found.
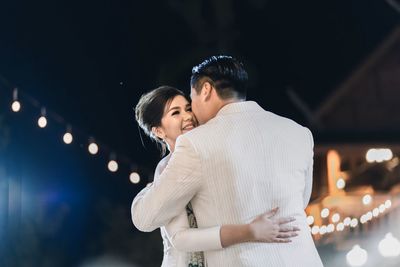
[248,208,300,243]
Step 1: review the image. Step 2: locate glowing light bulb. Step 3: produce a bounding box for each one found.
[336,178,346,189]
[344,217,351,226]
[311,226,319,235]
[11,101,21,112]
[63,132,73,144]
[372,208,379,217]
[385,200,392,209]
[366,212,373,221]
[332,213,340,223]
[130,172,140,184]
[336,223,345,231]
[88,143,99,155]
[108,160,118,172]
[366,149,377,163]
[319,225,327,235]
[306,215,314,225]
[350,218,358,228]
[327,224,335,233]
[379,204,385,213]
[382,149,393,161]
[321,208,330,218]
[346,245,368,267]
[38,116,47,128]
[360,215,367,224]
[362,194,372,205]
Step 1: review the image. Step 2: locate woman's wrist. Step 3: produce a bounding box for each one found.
[241,223,253,242]
[220,224,254,248]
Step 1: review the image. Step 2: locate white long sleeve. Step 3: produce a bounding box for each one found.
[164,210,222,252]
[302,127,314,208]
[131,135,202,232]
[132,150,223,251]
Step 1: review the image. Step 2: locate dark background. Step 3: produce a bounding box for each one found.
[0,0,399,266]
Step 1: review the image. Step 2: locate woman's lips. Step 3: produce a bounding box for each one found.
[182,124,194,131]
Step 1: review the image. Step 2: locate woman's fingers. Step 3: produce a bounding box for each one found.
[273,238,292,243]
[277,232,298,238]
[276,217,296,225]
[264,207,279,218]
[279,225,300,232]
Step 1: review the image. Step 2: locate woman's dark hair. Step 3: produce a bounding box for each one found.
[190,55,248,100]
[135,86,187,156]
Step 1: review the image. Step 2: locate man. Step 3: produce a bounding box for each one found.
[132,55,323,266]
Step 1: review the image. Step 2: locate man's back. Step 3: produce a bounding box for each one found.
[184,101,323,266]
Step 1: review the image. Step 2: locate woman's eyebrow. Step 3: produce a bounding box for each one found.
[167,106,180,113]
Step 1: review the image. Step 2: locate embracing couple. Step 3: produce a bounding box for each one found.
[131,55,323,267]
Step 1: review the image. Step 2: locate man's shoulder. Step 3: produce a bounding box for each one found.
[266,110,308,131]
[154,154,171,178]
[181,121,217,139]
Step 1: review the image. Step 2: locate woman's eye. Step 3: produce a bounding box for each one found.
[171,111,179,116]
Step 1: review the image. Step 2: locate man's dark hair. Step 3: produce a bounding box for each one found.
[190,55,248,100]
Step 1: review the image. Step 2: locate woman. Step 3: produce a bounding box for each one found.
[134,86,299,267]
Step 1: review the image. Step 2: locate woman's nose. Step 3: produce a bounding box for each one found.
[183,111,193,121]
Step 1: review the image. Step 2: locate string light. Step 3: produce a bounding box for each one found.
[336,223,345,231]
[336,178,346,189]
[306,215,315,225]
[5,87,145,184]
[366,211,372,221]
[130,172,141,184]
[63,125,73,144]
[379,204,386,213]
[319,225,327,235]
[311,225,319,235]
[321,208,330,218]
[350,218,359,228]
[360,215,367,224]
[327,224,335,233]
[385,200,392,209]
[366,148,393,163]
[344,217,352,226]
[11,88,21,112]
[88,137,99,155]
[332,213,340,223]
[38,107,47,128]
[108,160,118,172]
[362,194,372,205]
[108,154,118,172]
[372,208,379,217]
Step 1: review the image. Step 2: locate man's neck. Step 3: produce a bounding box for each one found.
[200,98,244,125]
[219,98,243,110]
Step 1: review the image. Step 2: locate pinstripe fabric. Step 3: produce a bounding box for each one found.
[132,101,323,267]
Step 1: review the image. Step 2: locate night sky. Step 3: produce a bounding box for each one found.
[0,0,399,265]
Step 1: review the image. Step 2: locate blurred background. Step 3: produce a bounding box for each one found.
[0,0,399,266]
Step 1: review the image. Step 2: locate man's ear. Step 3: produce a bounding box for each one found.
[201,81,213,101]
[151,126,165,140]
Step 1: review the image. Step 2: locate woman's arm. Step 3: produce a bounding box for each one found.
[165,207,299,252]
[164,211,222,252]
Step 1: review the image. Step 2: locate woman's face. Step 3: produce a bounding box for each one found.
[153,95,197,151]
